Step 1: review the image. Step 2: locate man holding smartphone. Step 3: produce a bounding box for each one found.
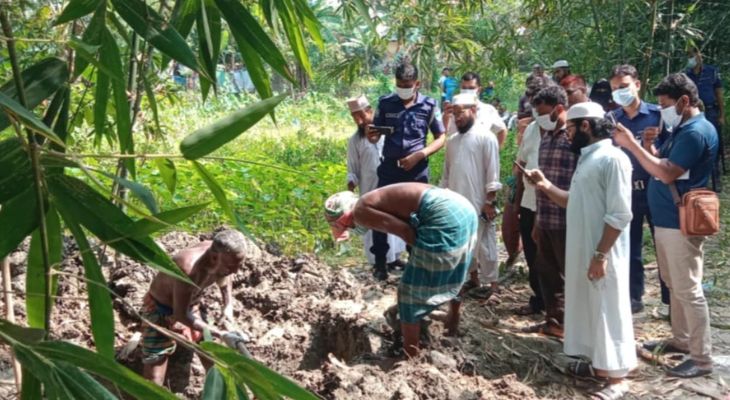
[608,64,670,314]
[368,60,446,280]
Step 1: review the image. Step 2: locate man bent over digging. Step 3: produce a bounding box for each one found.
[140,229,247,385]
[324,183,477,357]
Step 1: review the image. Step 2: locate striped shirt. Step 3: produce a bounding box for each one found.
[536,128,577,230]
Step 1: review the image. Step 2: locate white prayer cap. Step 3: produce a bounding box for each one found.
[567,102,606,121]
[452,93,478,106]
[346,95,369,112]
[552,59,570,68]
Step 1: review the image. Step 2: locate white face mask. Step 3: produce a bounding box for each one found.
[687,56,698,69]
[536,113,557,131]
[395,86,416,100]
[660,105,682,129]
[612,87,636,107]
[460,88,478,96]
[531,108,539,119]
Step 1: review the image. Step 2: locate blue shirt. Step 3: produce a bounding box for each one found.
[610,101,669,190]
[373,92,445,159]
[686,65,722,109]
[442,77,459,102]
[647,113,719,229]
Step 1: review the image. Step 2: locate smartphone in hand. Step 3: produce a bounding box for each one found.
[368,125,394,135]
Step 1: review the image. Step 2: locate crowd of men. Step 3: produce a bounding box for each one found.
[325,50,722,399]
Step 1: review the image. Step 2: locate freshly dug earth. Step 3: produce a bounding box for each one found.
[1,231,729,399]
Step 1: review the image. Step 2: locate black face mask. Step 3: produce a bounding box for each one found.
[570,125,592,154]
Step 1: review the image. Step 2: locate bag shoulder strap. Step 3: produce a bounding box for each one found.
[669,183,682,206]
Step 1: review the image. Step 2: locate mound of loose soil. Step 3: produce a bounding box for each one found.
[2,231,729,400]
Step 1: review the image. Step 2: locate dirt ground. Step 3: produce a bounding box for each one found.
[1,228,729,399]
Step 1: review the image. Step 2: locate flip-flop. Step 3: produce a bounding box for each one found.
[591,383,629,400]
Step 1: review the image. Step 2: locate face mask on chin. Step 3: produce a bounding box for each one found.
[536,113,557,131]
[687,56,698,69]
[396,86,416,100]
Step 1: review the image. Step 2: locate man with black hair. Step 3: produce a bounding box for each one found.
[560,75,589,107]
[608,64,670,313]
[526,102,636,400]
[522,85,577,338]
[368,61,446,280]
[614,73,717,378]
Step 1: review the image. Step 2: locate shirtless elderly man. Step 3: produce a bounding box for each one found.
[324,183,478,357]
[140,229,247,385]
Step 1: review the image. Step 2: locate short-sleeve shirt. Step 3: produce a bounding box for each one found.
[373,92,445,160]
[536,128,578,230]
[443,77,459,102]
[609,101,669,191]
[686,65,722,109]
[518,121,540,211]
[647,114,719,229]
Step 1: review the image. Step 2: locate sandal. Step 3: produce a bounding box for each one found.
[591,382,629,400]
[565,360,606,382]
[521,320,564,338]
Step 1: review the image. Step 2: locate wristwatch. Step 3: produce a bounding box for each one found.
[593,250,608,262]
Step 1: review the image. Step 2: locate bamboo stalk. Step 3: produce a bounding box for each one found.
[1,257,21,392]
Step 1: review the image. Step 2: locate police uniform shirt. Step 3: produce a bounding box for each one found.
[686,64,722,109]
[373,92,445,160]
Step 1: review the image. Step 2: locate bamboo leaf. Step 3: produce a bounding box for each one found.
[171,0,200,39]
[274,0,312,77]
[31,340,178,399]
[0,186,39,260]
[215,0,295,83]
[127,203,210,238]
[291,0,324,50]
[95,170,159,214]
[56,362,118,400]
[48,175,191,283]
[142,74,161,134]
[180,94,286,159]
[197,0,222,100]
[0,58,69,132]
[191,161,238,226]
[111,0,203,75]
[69,38,123,83]
[20,368,41,400]
[60,211,115,359]
[0,137,33,203]
[0,92,65,147]
[203,367,227,400]
[74,1,106,77]
[0,320,45,345]
[202,342,318,400]
[228,27,272,99]
[25,208,62,330]
[155,158,177,195]
[93,69,110,145]
[55,0,102,25]
[52,87,71,148]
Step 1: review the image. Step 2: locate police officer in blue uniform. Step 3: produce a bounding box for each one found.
[686,46,725,188]
[368,61,446,280]
[609,64,670,313]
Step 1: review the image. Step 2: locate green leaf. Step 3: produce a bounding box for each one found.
[0,58,69,133]
[127,203,210,238]
[163,0,200,68]
[93,69,110,145]
[215,0,295,83]
[74,1,106,77]
[291,0,324,50]
[48,175,191,283]
[60,211,115,359]
[0,186,39,260]
[55,362,118,400]
[69,38,123,83]
[0,137,33,203]
[274,0,312,77]
[52,85,71,147]
[180,94,286,159]
[197,0,222,100]
[95,170,159,214]
[25,208,62,330]
[20,367,41,400]
[0,92,65,147]
[191,161,238,227]
[155,158,177,195]
[32,340,178,399]
[202,342,318,400]
[228,27,272,99]
[142,74,161,134]
[203,367,227,400]
[0,320,45,346]
[55,0,102,25]
[111,0,203,75]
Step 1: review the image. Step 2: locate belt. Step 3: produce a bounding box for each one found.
[632,180,647,191]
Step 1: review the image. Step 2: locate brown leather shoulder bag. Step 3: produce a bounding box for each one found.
[670,184,720,236]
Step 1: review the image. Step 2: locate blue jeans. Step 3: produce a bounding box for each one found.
[370,158,429,265]
[630,193,670,304]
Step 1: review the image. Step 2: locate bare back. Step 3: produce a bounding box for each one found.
[354,183,432,244]
[148,241,212,307]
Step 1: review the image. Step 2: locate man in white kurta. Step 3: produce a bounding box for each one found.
[345,96,405,267]
[526,102,636,398]
[441,94,502,291]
